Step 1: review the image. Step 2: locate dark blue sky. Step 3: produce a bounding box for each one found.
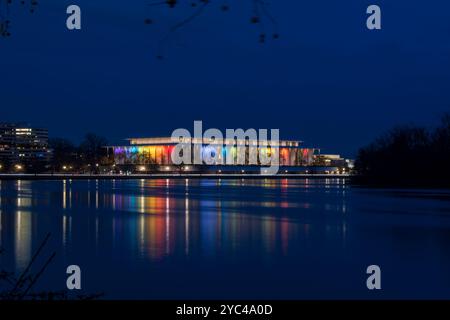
[1,0,449,157]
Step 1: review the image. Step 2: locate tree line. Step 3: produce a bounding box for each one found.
[49,133,110,173]
[354,113,450,187]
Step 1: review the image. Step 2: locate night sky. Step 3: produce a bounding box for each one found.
[1,0,449,157]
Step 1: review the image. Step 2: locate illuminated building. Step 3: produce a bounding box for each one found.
[107,137,318,172]
[313,154,354,173]
[0,123,51,169]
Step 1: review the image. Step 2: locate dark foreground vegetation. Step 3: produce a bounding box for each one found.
[0,234,102,300]
[354,113,450,187]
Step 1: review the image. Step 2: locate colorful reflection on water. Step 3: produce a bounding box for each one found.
[1,178,450,299]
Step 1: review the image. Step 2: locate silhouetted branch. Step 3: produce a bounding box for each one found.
[1,0,279,58]
[146,0,280,59]
[19,252,56,299]
[156,0,210,58]
[11,232,51,295]
[1,233,103,300]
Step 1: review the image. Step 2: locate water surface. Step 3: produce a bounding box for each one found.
[1,178,450,299]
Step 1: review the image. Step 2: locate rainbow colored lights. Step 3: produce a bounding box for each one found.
[110,140,316,166]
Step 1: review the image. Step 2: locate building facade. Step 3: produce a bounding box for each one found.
[0,123,51,170]
[107,137,318,170]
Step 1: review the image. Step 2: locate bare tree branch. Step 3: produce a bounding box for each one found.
[145,0,280,58]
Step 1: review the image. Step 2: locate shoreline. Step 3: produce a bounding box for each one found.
[0,173,351,180]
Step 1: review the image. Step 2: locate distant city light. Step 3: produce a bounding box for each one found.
[138,166,146,172]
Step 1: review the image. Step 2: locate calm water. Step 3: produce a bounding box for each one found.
[1,178,450,299]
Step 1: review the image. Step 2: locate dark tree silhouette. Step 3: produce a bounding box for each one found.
[354,113,450,187]
[78,133,109,168]
[49,138,79,171]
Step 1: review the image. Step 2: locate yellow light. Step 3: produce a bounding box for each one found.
[62,165,67,170]
[184,166,190,171]
[165,166,170,171]
[139,166,146,172]
[15,164,23,170]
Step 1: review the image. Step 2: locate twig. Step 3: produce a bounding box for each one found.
[157,0,210,58]
[11,232,51,294]
[19,252,56,300]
